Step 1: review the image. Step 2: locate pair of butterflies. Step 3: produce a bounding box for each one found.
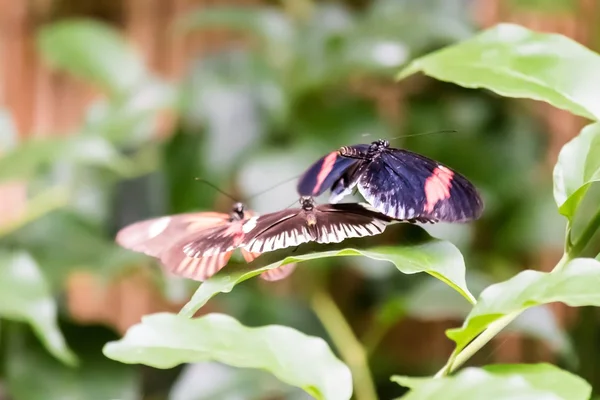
[116,139,483,282]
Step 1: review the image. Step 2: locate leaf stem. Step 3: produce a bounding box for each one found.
[569,206,600,257]
[311,286,378,400]
[445,311,521,374]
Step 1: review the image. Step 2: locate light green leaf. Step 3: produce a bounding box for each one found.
[179,228,474,318]
[37,19,147,97]
[170,362,309,400]
[398,23,600,121]
[446,257,600,355]
[392,363,590,400]
[0,136,135,183]
[482,364,591,400]
[103,312,352,400]
[6,325,139,400]
[0,251,76,365]
[553,123,600,218]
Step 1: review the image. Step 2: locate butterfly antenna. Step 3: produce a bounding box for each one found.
[388,129,458,141]
[245,173,304,201]
[194,178,239,203]
[284,198,298,210]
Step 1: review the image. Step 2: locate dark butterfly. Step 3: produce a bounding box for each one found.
[182,196,394,257]
[115,202,296,282]
[296,139,483,223]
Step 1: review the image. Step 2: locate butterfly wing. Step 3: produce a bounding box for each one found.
[162,246,234,281]
[259,263,297,281]
[357,149,483,222]
[297,151,360,197]
[311,203,392,243]
[241,203,392,253]
[116,212,240,281]
[330,161,367,203]
[240,209,310,253]
[115,212,230,258]
[181,219,250,258]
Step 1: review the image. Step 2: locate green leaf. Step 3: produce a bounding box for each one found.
[0,251,76,365]
[446,257,600,355]
[0,136,135,183]
[179,227,474,318]
[482,364,591,400]
[103,312,352,400]
[6,324,140,400]
[37,19,147,97]
[392,363,590,400]
[398,23,600,121]
[170,362,308,400]
[553,123,600,218]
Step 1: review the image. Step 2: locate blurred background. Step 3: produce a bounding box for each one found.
[0,0,598,399]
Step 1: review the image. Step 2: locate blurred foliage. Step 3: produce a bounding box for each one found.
[2,0,600,399]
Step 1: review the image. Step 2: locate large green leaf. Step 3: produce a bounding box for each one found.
[103,312,352,400]
[398,23,600,121]
[0,136,134,183]
[392,363,590,400]
[0,251,76,365]
[179,227,474,318]
[482,364,591,400]
[446,257,600,355]
[170,362,309,400]
[553,123,600,218]
[6,324,140,400]
[37,19,147,98]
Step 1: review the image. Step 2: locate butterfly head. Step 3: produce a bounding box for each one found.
[368,139,389,154]
[299,196,315,211]
[230,202,246,221]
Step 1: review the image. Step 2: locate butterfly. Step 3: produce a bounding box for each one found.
[182,196,394,257]
[115,202,296,282]
[296,139,483,223]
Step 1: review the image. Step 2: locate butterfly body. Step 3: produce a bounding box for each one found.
[297,139,483,223]
[239,196,394,253]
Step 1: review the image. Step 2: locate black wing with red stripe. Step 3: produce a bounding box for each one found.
[296,150,361,197]
[356,148,483,222]
[296,140,483,223]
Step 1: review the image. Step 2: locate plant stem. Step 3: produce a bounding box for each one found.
[569,206,600,257]
[311,286,378,400]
